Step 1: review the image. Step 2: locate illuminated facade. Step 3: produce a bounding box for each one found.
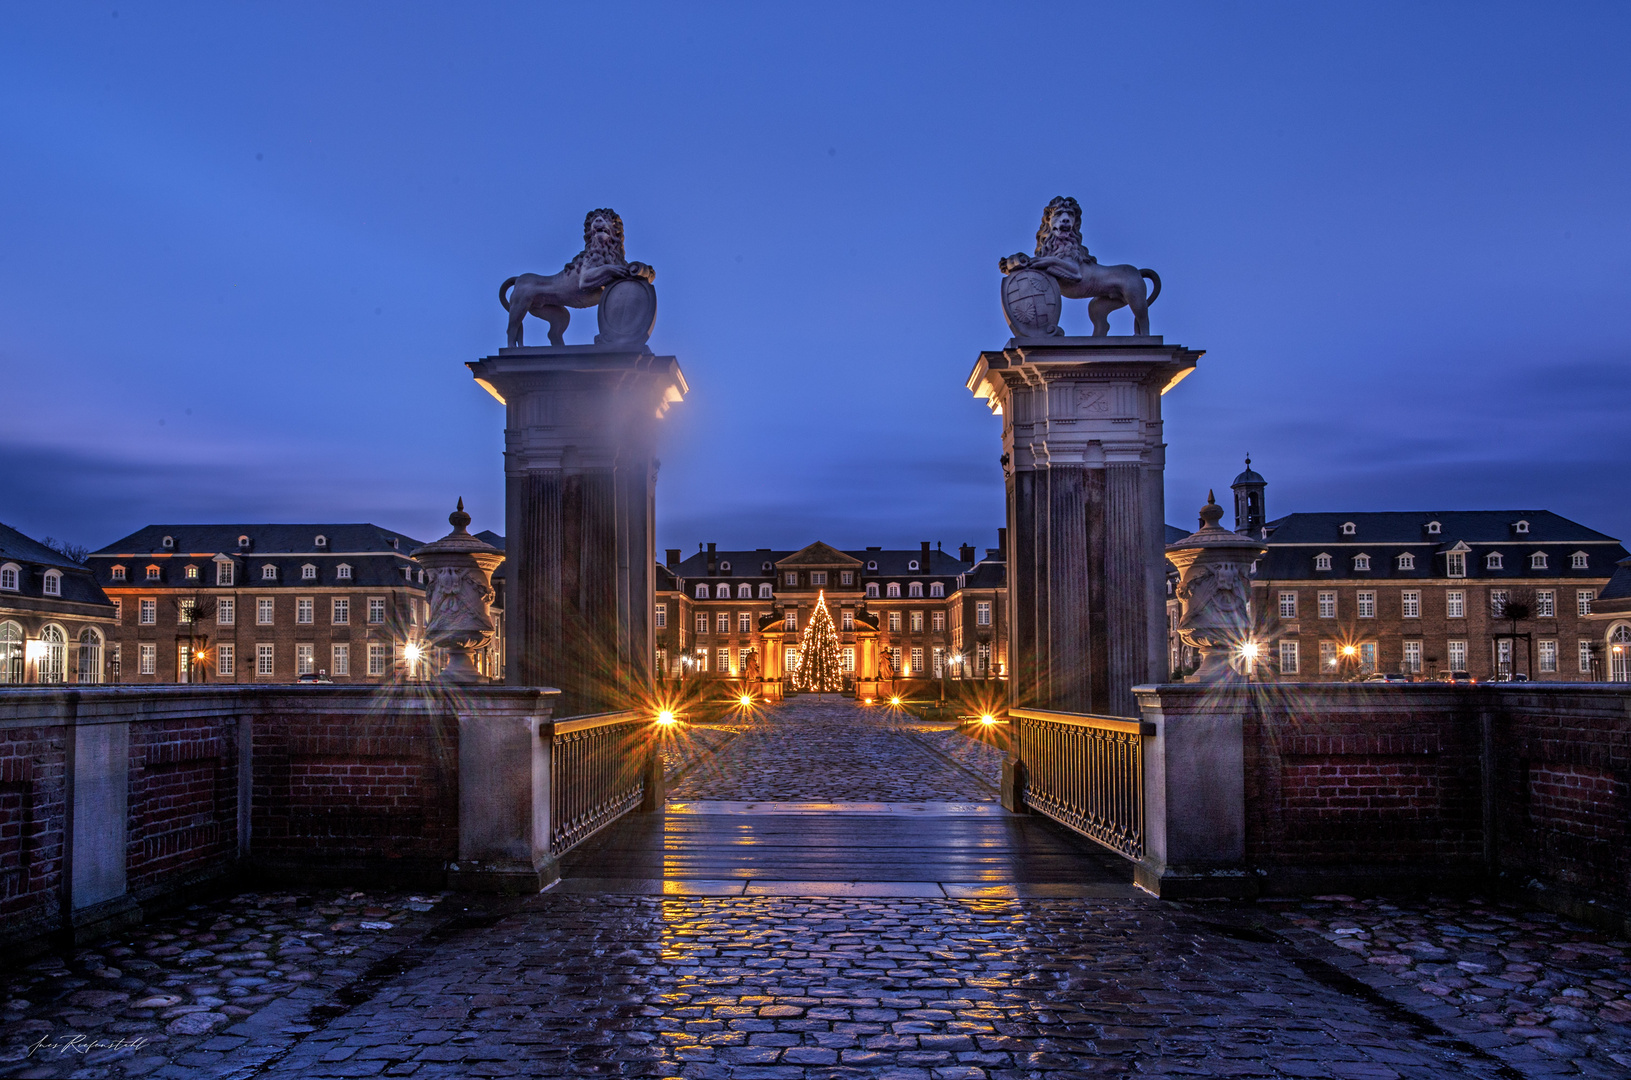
[655,535,1008,690]
[0,523,118,685]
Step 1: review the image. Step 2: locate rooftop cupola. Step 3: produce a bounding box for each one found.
[1231,455,1267,536]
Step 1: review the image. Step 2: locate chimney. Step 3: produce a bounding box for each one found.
[959,543,975,563]
[920,541,931,571]
[706,542,717,576]
[665,548,680,571]
[997,527,1008,559]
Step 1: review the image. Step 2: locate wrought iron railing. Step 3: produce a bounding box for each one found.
[1010,707,1151,861]
[549,710,649,856]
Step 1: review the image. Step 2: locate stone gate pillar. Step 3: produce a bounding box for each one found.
[968,337,1200,716]
[468,346,687,716]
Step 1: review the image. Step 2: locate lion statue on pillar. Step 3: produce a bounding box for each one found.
[499,209,656,347]
[999,196,1161,337]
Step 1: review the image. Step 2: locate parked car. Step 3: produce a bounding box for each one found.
[297,672,333,684]
[1363,672,1413,684]
[1437,670,1476,684]
[1494,673,1530,683]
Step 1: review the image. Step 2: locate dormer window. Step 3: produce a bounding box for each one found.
[695,584,710,599]
[886,582,901,598]
[162,535,174,549]
[1486,552,1504,570]
[1340,522,1356,536]
[866,561,877,571]
[908,582,923,597]
[1514,521,1530,535]
[1426,521,1441,535]
[866,583,879,598]
[0,564,18,591]
[261,564,277,581]
[1571,551,1589,569]
[1446,551,1466,577]
[1314,553,1332,571]
[736,583,750,598]
[43,570,60,596]
[184,565,199,581]
[761,561,772,573]
[238,535,251,549]
[1352,553,1371,571]
[719,561,731,573]
[336,563,352,580]
[110,565,126,582]
[146,565,161,581]
[1530,552,1548,570]
[216,561,234,587]
[930,582,945,597]
[758,583,772,598]
[315,534,327,548]
[908,560,920,571]
[1396,553,1415,570]
[301,564,317,580]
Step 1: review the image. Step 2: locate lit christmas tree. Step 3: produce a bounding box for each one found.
[793,590,844,693]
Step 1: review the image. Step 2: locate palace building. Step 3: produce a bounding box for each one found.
[655,535,1008,691]
[1213,464,1629,682]
[0,523,118,684]
[87,524,435,684]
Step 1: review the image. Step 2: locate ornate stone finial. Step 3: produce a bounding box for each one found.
[411,505,505,684]
[1166,491,1268,684]
[998,196,1162,338]
[449,497,471,534]
[1199,491,1224,530]
[498,208,657,348]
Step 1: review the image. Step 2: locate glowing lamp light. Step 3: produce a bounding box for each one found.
[656,710,676,726]
[738,695,752,707]
[979,714,995,726]
[1240,642,1260,662]
[863,697,873,705]
[403,643,423,663]
[890,696,901,706]
[1342,645,1357,657]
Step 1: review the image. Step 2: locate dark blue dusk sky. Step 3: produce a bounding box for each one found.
[2,3,1628,555]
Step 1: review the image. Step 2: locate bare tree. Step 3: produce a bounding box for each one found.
[40,537,90,564]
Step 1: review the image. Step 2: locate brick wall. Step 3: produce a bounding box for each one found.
[0,722,67,942]
[127,716,239,897]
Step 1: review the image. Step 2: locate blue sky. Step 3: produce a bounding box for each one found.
[2,3,1628,554]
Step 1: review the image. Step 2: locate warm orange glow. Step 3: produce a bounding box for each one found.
[656,709,676,725]
[1342,645,1357,657]
[404,643,423,663]
[890,696,901,706]
[863,697,873,704]
[1240,641,1260,662]
[738,694,753,706]
[979,714,995,725]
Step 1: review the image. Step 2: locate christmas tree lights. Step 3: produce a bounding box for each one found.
[793,590,844,693]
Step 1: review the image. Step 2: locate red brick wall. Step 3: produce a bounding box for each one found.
[0,724,67,938]
[127,718,239,895]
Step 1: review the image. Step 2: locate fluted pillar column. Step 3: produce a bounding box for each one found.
[970,336,1200,716]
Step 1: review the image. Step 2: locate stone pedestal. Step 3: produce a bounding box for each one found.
[468,345,687,715]
[968,337,1200,717]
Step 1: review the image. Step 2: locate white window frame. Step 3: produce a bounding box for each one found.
[1357,591,1375,619]
[739,612,752,633]
[110,565,126,582]
[717,612,730,633]
[1352,554,1371,571]
[932,611,945,632]
[332,597,349,625]
[695,613,708,634]
[810,571,827,586]
[1447,590,1465,619]
[146,565,161,581]
[258,597,275,625]
[1319,641,1337,670]
[336,563,352,580]
[784,572,798,586]
[1446,551,1466,578]
[930,582,944,598]
[737,584,750,599]
[1486,552,1503,570]
[716,647,730,674]
[217,643,235,677]
[759,583,773,599]
[866,583,879,599]
[368,597,386,624]
[1578,590,1595,616]
[1279,641,1299,675]
[1401,590,1420,619]
[300,564,317,581]
[1536,590,1554,618]
[1318,591,1336,619]
[909,611,924,632]
[888,611,901,632]
[841,646,855,673]
[784,610,797,630]
[42,571,61,597]
[1490,590,1509,618]
[368,643,390,676]
[1402,640,1422,674]
[1314,553,1332,571]
[841,571,854,586]
[1579,640,1593,673]
[976,601,992,627]
[908,582,923,598]
[695,584,710,599]
[0,565,17,592]
[216,561,234,586]
[1571,552,1590,570]
[1530,552,1548,570]
[296,643,315,676]
[257,643,275,677]
[140,599,157,625]
[654,605,667,629]
[296,597,314,625]
[1278,592,1297,619]
[910,646,923,675]
[261,564,277,581]
[886,583,901,598]
[1448,640,1468,671]
[139,643,157,675]
[1538,640,1557,673]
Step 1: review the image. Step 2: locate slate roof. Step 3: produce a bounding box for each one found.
[88,523,426,591]
[1599,557,1631,603]
[93,523,423,556]
[1261,510,1617,546]
[667,546,973,581]
[0,522,115,610]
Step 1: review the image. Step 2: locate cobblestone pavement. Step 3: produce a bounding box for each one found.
[669,701,995,803]
[913,724,1005,791]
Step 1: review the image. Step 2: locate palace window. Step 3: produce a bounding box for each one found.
[1278,592,1297,619]
[337,564,352,580]
[841,571,853,586]
[1578,590,1594,616]
[654,605,666,629]
[1396,553,1415,570]
[218,598,235,625]
[910,647,923,675]
[1531,552,1548,570]
[785,610,797,630]
[368,643,389,676]
[1320,641,1337,670]
[785,572,798,586]
[43,571,60,596]
[719,561,730,572]
[1539,640,1558,673]
[139,643,156,675]
[1318,591,1336,619]
[1514,520,1529,534]
[218,643,235,677]
[333,598,349,625]
[738,612,752,633]
[841,647,855,673]
[140,599,156,625]
[866,561,877,571]
[1359,642,1376,672]
[112,599,121,621]
[256,598,273,625]
[1447,590,1465,619]
[1448,640,1467,671]
[184,565,199,581]
[368,597,385,623]
[162,535,174,549]
[217,561,234,586]
[908,582,923,598]
[297,644,315,676]
[976,642,990,674]
[262,564,277,580]
[866,583,879,598]
[717,612,730,633]
[929,582,944,597]
[1341,522,1356,536]
[695,647,709,672]
[841,610,854,631]
[695,584,709,599]
[1403,641,1422,673]
[737,646,753,670]
[1401,590,1420,618]
[886,583,901,598]
[1490,590,1509,617]
[1537,590,1554,617]
[787,647,800,672]
[1357,591,1375,618]
[976,601,991,626]
[759,583,773,598]
[297,598,314,624]
[910,611,923,632]
[147,566,161,581]
[332,644,349,676]
[811,572,827,586]
[908,560,920,571]
[179,600,197,624]
[1314,553,1332,571]
[717,648,730,674]
[1486,552,1503,570]
[258,644,276,676]
[695,613,708,634]
[1446,552,1466,577]
[1579,640,1593,673]
[1,565,20,591]
[737,584,751,599]
[110,565,126,582]
[932,611,945,632]
[1279,641,1299,674]
[1426,521,1441,535]
[1571,552,1590,569]
[1353,554,1371,571]
[888,612,901,632]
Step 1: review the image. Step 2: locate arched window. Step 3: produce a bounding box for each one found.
[1514,521,1530,534]
[929,582,944,597]
[719,561,731,572]
[42,570,61,596]
[315,534,328,548]
[908,560,920,571]
[886,583,901,598]
[758,583,772,599]
[1396,553,1415,570]
[38,625,66,684]
[1486,552,1504,570]
[1341,522,1356,536]
[0,622,22,684]
[77,628,103,685]
[737,584,751,598]
[1530,552,1548,570]
[162,535,174,549]
[866,561,877,571]
[0,563,18,591]
[1426,521,1441,535]
[866,583,879,598]
[695,584,710,599]
[908,582,923,598]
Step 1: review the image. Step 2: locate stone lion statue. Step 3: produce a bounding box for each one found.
[999,196,1161,336]
[499,209,655,347]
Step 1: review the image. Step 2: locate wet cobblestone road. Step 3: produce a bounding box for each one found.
[5,703,1631,1078]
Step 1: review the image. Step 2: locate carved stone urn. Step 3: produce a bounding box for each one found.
[1165,492,1268,683]
[411,499,505,683]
